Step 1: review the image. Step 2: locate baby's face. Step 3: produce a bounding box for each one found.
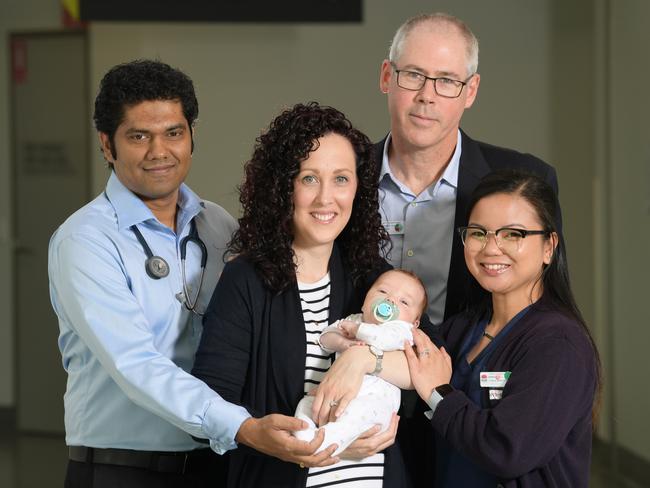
[361,270,426,325]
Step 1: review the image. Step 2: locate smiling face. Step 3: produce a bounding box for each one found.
[464,193,556,304]
[99,99,192,211]
[291,133,358,254]
[361,270,427,326]
[380,22,479,154]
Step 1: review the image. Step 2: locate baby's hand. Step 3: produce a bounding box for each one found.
[338,320,360,339]
[341,338,366,349]
[320,329,365,352]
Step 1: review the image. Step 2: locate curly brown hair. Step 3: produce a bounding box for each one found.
[229,102,389,291]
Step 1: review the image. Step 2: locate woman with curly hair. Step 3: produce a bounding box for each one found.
[192,102,413,487]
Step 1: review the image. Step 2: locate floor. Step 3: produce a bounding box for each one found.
[0,429,646,487]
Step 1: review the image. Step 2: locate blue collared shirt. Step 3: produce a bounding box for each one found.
[379,130,461,325]
[48,172,250,453]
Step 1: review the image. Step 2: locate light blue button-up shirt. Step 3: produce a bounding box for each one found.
[379,130,461,326]
[48,172,250,453]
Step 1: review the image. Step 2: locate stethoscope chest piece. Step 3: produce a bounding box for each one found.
[145,255,170,279]
[130,220,207,314]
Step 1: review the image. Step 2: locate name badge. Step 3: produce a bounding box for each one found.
[480,371,511,388]
[489,389,503,400]
[383,220,405,235]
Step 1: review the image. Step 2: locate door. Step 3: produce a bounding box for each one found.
[11,32,90,433]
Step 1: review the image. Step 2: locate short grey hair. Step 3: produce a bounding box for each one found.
[388,13,479,77]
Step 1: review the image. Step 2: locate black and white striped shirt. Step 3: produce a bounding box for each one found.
[298,274,384,487]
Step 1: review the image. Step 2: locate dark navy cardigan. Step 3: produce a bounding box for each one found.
[431,299,598,487]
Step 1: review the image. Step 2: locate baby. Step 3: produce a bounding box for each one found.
[293,269,428,455]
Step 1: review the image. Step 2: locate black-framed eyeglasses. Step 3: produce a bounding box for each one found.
[391,62,473,98]
[458,226,550,253]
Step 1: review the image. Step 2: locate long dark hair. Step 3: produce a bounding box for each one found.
[229,102,389,291]
[464,169,602,421]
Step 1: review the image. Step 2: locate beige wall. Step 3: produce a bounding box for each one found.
[549,0,596,334]
[608,0,650,461]
[0,0,647,467]
[88,0,552,215]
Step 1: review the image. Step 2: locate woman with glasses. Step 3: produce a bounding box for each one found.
[403,170,601,487]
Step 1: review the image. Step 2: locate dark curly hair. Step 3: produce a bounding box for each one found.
[93,59,198,166]
[230,102,389,291]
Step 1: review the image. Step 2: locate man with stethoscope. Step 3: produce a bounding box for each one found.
[48,60,337,488]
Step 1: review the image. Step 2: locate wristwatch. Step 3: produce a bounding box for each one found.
[425,384,454,414]
[369,345,384,376]
[435,384,454,398]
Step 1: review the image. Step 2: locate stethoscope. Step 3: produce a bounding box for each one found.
[130,220,207,315]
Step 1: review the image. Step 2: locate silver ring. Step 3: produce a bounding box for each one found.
[418,349,431,357]
[329,400,339,407]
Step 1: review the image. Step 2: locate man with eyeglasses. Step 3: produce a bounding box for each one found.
[374,12,563,486]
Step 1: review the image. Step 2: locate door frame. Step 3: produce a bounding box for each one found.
[10,29,91,433]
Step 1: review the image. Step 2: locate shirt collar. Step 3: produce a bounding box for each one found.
[379,133,394,182]
[380,130,462,191]
[105,172,204,231]
[441,130,462,189]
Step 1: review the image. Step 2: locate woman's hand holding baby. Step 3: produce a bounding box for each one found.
[338,413,399,460]
[404,329,452,401]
